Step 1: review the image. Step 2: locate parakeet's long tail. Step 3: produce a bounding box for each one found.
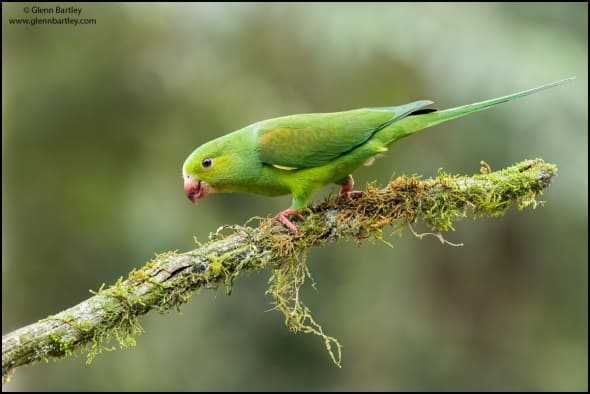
[390,77,575,141]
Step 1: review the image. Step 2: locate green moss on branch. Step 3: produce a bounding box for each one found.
[2,158,556,383]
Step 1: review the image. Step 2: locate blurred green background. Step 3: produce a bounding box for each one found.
[2,3,587,391]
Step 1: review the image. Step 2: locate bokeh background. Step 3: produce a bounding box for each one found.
[2,3,587,391]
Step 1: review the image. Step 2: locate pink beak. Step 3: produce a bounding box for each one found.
[183,174,210,204]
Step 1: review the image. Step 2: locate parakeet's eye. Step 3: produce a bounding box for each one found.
[201,158,213,169]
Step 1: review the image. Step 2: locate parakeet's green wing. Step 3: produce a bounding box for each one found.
[256,100,433,169]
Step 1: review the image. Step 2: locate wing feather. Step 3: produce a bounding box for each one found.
[256,101,433,169]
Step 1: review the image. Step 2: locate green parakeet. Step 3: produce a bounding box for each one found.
[183,78,572,234]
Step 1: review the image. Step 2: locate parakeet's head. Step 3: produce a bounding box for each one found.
[182,142,218,204]
[182,138,233,204]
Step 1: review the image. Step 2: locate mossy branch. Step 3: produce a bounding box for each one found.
[2,158,557,383]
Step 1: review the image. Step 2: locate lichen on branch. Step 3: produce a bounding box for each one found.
[2,158,557,383]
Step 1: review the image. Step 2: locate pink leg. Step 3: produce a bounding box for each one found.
[273,208,303,235]
[339,175,365,198]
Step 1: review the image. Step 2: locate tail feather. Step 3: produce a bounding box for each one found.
[386,77,575,142]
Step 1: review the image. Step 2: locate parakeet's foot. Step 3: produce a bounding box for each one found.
[340,190,365,198]
[338,174,365,198]
[273,208,303,235]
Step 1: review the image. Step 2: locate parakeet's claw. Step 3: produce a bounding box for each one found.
[273,208,302,235]
[338,174,365,198]
[340,190,365,198]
